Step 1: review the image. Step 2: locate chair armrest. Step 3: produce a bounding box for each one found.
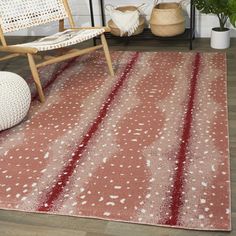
[0,46,38,54]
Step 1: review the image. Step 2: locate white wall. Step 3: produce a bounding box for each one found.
[6,0,236,37]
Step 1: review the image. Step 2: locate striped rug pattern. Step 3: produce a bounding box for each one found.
[0,51,230,231]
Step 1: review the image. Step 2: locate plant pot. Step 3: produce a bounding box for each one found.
[211,28,230,49]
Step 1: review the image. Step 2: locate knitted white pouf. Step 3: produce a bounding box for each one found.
[0,72,31,131]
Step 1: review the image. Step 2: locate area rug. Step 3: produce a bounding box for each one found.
[0,51,231,231]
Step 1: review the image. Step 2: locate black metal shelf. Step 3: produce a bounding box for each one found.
[89,0,196,50]
[105,28,192,40]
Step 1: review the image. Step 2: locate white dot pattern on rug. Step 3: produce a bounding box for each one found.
[0,51,231,231]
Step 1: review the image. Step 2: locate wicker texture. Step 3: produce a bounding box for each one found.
[0,0,68,33]
[150,3,185,37]
[0,72,31,131]
[13,29,105,51]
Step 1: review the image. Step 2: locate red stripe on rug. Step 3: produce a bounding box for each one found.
[37,52,140,212]
[164,53,201,226]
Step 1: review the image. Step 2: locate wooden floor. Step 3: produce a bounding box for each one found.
[0,37,235,236]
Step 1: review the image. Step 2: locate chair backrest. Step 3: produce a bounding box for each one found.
[0,0,69,33]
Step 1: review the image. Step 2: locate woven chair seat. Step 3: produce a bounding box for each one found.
[14,29,105,51]
[0,0,114,103]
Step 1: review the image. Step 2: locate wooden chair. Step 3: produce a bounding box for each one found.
[0,0,114,103]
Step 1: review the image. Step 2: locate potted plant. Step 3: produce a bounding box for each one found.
[193,0,236,49]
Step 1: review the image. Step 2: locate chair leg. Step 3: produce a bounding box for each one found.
[27,53,45,103]
[100,34,114,76]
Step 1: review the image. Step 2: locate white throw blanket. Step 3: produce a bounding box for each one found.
[109,9,140,36]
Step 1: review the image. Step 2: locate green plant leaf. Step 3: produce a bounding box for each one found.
[229,0,236,10]
[193,0,236,28]
[228,0,236,27]
[229,13,236,27]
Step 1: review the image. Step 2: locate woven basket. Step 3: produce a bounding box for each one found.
[108,6,145,37]
[150,2,185,37]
